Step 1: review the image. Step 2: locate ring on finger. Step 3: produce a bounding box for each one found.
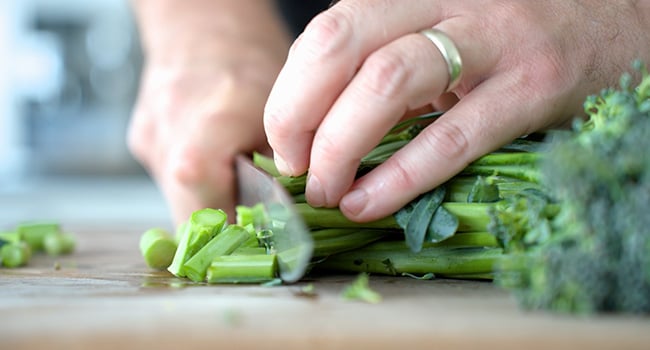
[419,28,463,92]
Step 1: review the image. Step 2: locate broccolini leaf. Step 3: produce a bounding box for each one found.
[426,205,459,243]
[467,176,501,203]
[395,187,446,252]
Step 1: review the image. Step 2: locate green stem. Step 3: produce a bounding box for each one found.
[140,228,177,270]
[253,152,280,177]
[1,242,31,268]
[16,221,60,252]
[43,232,76,257]
[471,152,541,166]
[296,202,493,233]
[446,176,542,202]
[207,254,277,284]
[311,228,392,257]
[183,224,251,282]
[318,243,502,276]
[296,204,399,230]
[462,165,541,183]
[168,208,227,277]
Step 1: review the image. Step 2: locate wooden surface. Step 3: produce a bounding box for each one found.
[1,225,649,350]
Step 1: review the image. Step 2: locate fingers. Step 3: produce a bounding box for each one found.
[130,63,274,226]
[268,9,499,208]
[304,32,454,207]
[264,0,448,177]
[338,73,555,222]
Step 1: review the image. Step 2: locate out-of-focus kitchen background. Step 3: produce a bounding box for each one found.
[0,0,171,229]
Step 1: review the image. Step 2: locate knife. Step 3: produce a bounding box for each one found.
[235,154,313,283]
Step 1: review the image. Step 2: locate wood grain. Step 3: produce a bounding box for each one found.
[1,226,649,350]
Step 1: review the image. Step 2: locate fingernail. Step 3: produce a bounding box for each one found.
[274,154,292,175]
[341,188,368,217]
[306,173,326,208]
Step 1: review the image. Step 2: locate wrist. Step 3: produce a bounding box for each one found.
[131,0,292,65]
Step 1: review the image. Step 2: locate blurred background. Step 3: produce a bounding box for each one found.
[0,0,171,229]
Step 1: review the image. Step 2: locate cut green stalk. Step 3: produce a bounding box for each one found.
[139,228,177,270]
[43,231,76,257]
[207,254,277,283]
[16,221,60,251]
[231,246,267,256]
[168,208,227,277]
[183,224,251,282]
[0,232,20,248]
[319,242,502,277]
[235,203,268,229]
[1,241,31,268]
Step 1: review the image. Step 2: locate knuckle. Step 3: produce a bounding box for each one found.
[422,120,471,164]
[360,51,410,100]
[386,157,421,192]
[263,105,293,146]
[168,144,209,187]
[300,10,352,60]
[126,117,151,164]
[313,131,349,165]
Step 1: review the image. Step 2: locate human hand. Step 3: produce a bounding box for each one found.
[127,0,293,226]
[264,0,650,222]
[128,54,284,225]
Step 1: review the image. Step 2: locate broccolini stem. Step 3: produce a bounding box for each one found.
[183,224,251,282]
[318,242,502,276]
[296,202,493,233]
[139,228,177,270]
[471,152,541,166]
[0,242,31,268]
[311,228,392,257]
[446,177,542,202]
[253,152,280,177]
[462,165,541,183]
[207,254,277,284]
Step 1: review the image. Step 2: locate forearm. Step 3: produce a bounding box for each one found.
[130,0,292,65]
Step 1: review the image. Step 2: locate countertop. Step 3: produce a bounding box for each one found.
[2,224,650,350]
[1,177,649,349]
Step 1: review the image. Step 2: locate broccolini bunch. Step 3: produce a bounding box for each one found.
[492,61,650,314]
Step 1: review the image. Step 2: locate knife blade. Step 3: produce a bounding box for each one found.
[235,154,313,283]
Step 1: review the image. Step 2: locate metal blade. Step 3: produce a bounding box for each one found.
[235,154,313,283]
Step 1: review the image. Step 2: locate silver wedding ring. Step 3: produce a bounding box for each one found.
[419,28,463,92]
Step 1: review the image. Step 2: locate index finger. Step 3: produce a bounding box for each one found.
[263,0,446,176]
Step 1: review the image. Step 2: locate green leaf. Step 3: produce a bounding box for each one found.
[467,176,500,203]
[426,206,459,243]
[395,187,446,252]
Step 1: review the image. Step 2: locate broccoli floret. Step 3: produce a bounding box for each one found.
[491,61,650,315]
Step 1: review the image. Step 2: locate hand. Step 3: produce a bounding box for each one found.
[264,0,650,222]
[127,0,292,226]
[128,55,282,225]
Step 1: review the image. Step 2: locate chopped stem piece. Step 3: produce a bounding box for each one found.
[183,225,250,282]
[1,242,31,268]
[139,228,177,269]
[207,254,277,283]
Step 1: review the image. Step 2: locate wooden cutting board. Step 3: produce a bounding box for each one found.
[1,225,649,350]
